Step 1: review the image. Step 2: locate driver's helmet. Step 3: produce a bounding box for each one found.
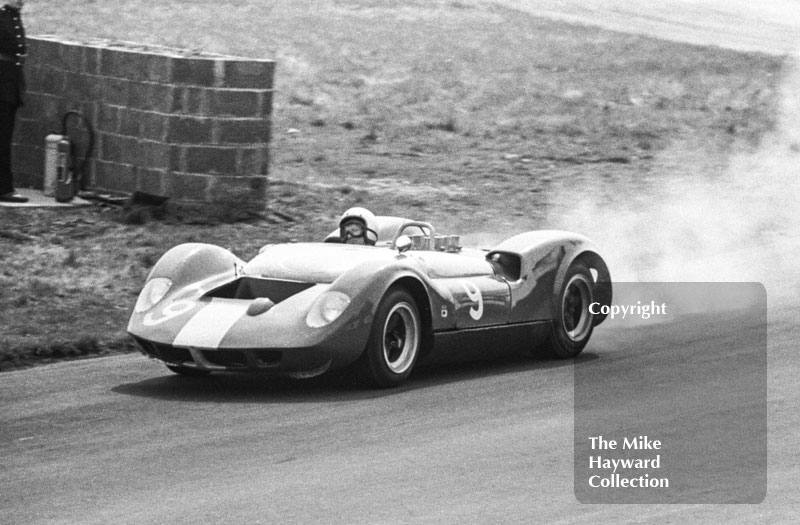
[339,207,378,245]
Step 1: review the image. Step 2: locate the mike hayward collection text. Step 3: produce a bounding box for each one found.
[587,435,669,489]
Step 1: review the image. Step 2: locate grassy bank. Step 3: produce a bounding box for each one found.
[0,1,783,370]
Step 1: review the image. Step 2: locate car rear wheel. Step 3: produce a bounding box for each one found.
[166,365,211,377]
[548,261,595,358]
[357,288,421,388]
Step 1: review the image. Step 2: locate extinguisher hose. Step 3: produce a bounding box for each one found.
[60,111,95,190]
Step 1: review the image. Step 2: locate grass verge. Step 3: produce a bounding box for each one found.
[0,1,784,370]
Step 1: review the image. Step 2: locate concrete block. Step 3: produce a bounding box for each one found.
[101,77,129,107]
[136,168,166,194]
[172,57,216,86]
[183,145,238,174]
[223,60,276,89]
[215,118,271,144]
[210,89,260,117]
[96,104,119,134]
[165,172,211,201]
[167,116,214,144]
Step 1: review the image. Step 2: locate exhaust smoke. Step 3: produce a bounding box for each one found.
[548,54,800,302]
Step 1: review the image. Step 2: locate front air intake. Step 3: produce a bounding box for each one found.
[132,336,193,365]
[204,277,315,303]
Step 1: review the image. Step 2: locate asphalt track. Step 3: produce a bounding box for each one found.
[4,2,800,523]
[1,300,797,523]
[501,0,800,55]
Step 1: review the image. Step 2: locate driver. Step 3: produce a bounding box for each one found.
[339,207,378,245]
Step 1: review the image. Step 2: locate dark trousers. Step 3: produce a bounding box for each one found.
[0,101,17,195]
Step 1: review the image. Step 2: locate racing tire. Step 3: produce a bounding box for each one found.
[357,288,422,388]
[547,261,595,358]
[166,365,212,377]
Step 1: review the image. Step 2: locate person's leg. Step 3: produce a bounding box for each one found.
[0,101,18,196]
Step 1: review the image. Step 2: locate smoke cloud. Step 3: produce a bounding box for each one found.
[548,54,800,301]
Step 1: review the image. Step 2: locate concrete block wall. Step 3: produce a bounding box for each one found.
[13,36,274,208]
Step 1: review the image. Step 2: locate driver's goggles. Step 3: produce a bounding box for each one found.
[342,220,366,237]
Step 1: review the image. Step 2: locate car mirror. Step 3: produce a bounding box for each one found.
[395,235,413,253]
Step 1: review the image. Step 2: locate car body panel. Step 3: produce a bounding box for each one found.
[247,243,397,283]
[489,230,602,323]
[433,276,511,328]
[128,218,611,377]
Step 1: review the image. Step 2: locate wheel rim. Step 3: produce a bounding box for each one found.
[382,302,419,374]
[561,274,593,343]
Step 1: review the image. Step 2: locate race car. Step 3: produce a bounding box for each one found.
[127,208,612,387]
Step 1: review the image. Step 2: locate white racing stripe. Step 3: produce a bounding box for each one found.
[172,299,250,348]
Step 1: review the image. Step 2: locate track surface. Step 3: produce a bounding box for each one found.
[2,302,798,523]
[502,0,800,55]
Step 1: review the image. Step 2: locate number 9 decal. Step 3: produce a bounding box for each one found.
[141,275,219,326]
[143,299,196,326]
[460,280,484,321]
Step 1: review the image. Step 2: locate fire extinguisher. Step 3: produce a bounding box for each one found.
[44,111,94,202]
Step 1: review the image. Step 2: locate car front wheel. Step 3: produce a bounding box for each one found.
[357,288,421,388]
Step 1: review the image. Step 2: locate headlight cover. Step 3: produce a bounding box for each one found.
[306,291,351,328]
[134,278,172,313]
